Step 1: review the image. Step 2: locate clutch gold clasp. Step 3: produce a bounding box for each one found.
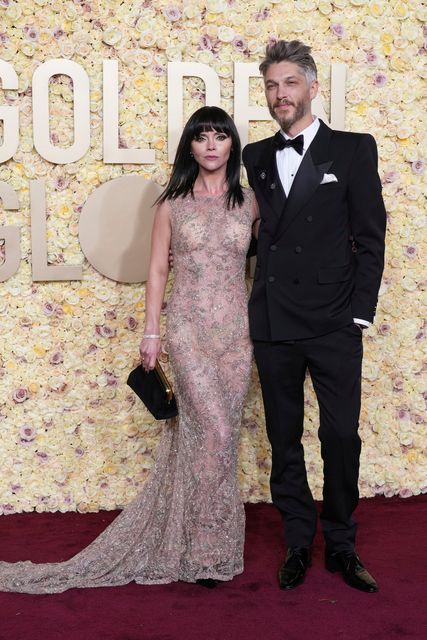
[155,360,173,403]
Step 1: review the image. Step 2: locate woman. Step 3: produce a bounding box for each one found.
[0,106,259,593]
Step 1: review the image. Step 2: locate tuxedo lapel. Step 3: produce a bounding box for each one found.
[273,121,333,241]
[253,139,286,221]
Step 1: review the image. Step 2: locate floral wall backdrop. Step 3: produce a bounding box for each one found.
[0,0,425,514]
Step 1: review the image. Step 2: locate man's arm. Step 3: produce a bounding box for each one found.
[347,134,386,324]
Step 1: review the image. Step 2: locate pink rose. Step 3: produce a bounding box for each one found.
[96,324,116,338]
[105,372,118,387]
[12,387,29,403]
[43,302,56,316]
[256,8,269,20]
[378,322,391,336]
[331,24,345,38]
[104,310,117,321]
[2,504,15,515]
[26,27,38,41]
[392,377,404,391]
[43,416,54,429]
[19,424,36,442]
[233,37,247,52]
[404,245,418,258]
[411,160,425,175]
[126,316,138,331]
[54,176,69,191]
[374,73,387,87]
[50,351,64,365]
[163,6,181,21]
[53,27,64,38]
[397,407,410,420]
[383,169,399,183]
[19,316,33,328]
[366,50,378,66]
[152,65,165,77]
[199,35,213,51]
[411,413,424,424]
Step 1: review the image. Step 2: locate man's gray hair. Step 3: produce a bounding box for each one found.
[259,40,317,84]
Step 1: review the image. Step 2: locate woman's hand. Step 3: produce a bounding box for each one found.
[251,193,261,239]
[139,337,161,372]
[252,218,261,239]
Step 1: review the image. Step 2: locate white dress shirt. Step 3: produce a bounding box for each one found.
[276,117,320,197]
[276,117,370,328]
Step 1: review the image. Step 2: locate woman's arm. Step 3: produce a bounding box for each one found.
[139,200,172,370]
[251,193,261,239]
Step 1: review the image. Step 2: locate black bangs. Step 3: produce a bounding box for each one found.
[157,106,244,209]
[190,108,233,138]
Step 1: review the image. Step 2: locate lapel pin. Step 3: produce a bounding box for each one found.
[259,171,266,180]
[270,182,276,190]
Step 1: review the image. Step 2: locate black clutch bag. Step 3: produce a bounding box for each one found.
[127,360,178,420]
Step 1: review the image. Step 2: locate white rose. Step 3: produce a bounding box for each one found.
[102,27,122,47]
[218,26,235,43]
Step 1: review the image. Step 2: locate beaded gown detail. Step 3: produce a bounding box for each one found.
[0,190,254,593]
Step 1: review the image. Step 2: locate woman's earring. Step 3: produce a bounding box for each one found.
[190,151,194,157]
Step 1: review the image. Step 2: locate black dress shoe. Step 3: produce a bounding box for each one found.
[278,547,311,590]
[325,550,379,593]
[196,578,218,589]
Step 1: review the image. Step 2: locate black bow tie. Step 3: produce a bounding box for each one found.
[274,132,304,155]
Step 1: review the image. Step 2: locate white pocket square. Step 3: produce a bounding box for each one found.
[320,173,338,184]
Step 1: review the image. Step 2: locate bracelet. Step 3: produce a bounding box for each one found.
[143,334,160,339]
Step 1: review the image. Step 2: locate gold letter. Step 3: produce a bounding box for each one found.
[78,175,162,283]
[30,179,83,281]
[0,181,20,282]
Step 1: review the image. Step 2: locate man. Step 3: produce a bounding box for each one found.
[243,40,386,592]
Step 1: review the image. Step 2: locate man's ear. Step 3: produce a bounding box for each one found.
[310,80,319,101]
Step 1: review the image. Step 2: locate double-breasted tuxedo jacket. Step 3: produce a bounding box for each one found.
[243,120,386,342]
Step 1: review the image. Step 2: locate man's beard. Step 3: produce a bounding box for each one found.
[269,98,309,132]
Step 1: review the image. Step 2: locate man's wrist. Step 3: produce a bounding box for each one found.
[353,318,370,329]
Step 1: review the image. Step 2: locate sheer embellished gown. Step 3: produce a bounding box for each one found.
[0,190,255,593]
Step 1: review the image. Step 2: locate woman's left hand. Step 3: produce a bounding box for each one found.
[139,337,161,372]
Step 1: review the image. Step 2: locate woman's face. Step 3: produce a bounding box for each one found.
[190,129,232,173]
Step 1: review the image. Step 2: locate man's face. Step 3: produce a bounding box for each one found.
[264,61,318,133]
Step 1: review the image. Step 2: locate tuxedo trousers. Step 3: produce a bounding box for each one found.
[253,324,363,552]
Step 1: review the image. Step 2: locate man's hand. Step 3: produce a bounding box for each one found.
[168,248,174,270]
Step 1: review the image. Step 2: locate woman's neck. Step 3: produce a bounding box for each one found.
[193,169,228,195]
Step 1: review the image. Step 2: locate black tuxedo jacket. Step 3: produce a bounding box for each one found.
[242,120,386,341]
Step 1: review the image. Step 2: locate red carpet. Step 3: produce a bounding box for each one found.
[1,496,426,640]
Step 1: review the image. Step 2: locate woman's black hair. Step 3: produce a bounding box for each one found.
[157,106,244,209]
